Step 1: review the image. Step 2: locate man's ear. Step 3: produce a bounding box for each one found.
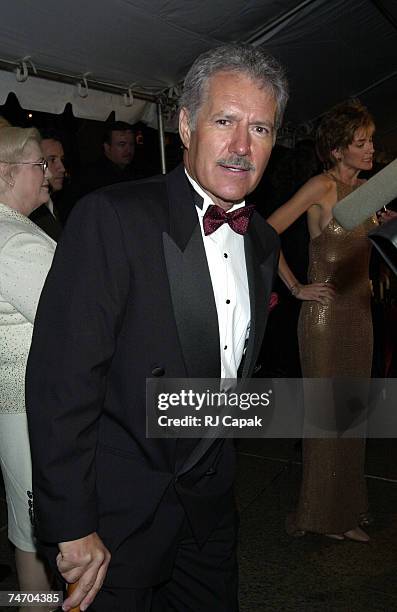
[179,108,192,149]
[103,142,110,157]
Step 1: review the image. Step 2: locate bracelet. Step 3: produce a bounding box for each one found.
[290,282,301,297]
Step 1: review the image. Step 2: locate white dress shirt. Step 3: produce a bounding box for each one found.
[185,171,250,380]
[46,196,55,217]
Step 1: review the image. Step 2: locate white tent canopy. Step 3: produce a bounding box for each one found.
[0,68,151,123]
[1,0,397,148]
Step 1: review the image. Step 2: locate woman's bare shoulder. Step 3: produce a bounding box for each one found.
[300,173,335,202]
[307,172,335,189]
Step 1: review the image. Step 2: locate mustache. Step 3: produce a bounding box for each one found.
[216,156,255,171]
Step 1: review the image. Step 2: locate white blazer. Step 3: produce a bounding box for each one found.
[0,202,56,413]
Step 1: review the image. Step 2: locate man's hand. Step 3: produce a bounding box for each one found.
[378,209,397,224]
[57,532,111,611]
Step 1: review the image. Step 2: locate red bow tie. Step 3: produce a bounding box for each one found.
[203,204,255,236]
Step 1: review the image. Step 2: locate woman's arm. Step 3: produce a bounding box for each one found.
[267,174,332,234]
[267,175,336,304]
[0,231,55,323]
[278,250,335,304]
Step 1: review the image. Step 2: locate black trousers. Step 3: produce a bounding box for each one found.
[90,510,239,612]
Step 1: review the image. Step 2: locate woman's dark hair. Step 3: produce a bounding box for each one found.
[316,99,374,169]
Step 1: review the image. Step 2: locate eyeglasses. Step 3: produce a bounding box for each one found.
[0,159,49,173]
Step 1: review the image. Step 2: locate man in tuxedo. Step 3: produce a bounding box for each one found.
[29,130,65,240]
[26,44,288,611]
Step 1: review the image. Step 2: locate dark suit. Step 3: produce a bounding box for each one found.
[73,156,141,200]
[26,164,279,599]
[29,203,62,241]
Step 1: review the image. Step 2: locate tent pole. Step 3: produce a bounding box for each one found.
[370,0,397,31]
[157,102,167,175]
[245,0,320,45]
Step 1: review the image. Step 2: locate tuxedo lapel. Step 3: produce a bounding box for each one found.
[163,169,278,477]
[241,213,276,378]
[175,209,279,479]
[163,166,220,379]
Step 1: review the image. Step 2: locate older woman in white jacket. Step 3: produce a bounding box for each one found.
[0,125,55,610]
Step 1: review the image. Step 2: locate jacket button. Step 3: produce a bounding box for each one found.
[205,467,216,476]
[151,367,165,377]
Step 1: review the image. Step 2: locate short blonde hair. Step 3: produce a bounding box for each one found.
[0,127,42,192]
[0,126,41,163]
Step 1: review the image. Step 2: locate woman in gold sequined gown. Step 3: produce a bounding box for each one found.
[267,100,377,542]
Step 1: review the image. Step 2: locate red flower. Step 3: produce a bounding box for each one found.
[268,292,279,313]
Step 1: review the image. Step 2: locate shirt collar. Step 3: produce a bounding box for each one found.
[184,168,245,218]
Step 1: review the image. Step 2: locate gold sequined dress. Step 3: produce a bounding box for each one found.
[295,179,377,534]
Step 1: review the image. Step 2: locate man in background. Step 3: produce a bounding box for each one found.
[73,121,138,199]
[30,129,65,241]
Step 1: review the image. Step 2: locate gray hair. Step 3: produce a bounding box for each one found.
[0,126,41,163]
[0,127,42,193]
[179,44,289,131]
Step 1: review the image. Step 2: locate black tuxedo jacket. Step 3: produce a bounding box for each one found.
[29,204,62,242]
[26,164,279,587]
